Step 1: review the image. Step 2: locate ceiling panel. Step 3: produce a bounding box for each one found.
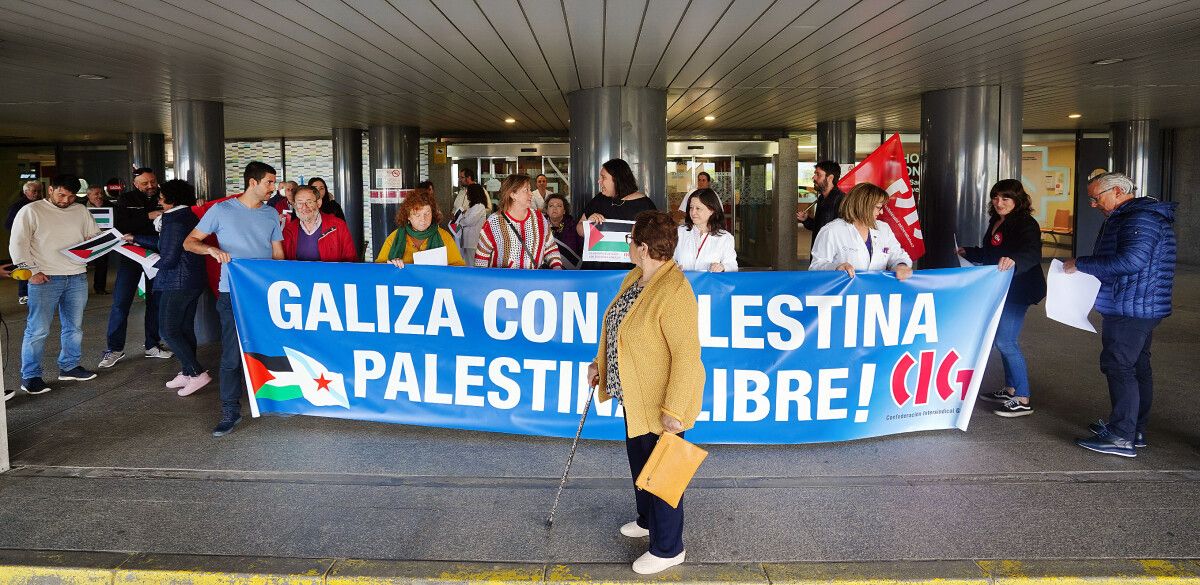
[1,0,1200,144]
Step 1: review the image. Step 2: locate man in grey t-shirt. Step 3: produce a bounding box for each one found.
[185,161,283,437]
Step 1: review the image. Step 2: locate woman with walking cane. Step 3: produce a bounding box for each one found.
[586,210,705,574]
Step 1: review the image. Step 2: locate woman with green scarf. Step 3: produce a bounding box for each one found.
[374,187,465,267]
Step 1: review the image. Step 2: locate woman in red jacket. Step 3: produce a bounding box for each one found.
[282,186,358,262]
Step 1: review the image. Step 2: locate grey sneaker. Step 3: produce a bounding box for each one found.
[145,346,174,359]
[98,350,124,368]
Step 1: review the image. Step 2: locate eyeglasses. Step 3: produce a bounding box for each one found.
[1088,187,1115,202]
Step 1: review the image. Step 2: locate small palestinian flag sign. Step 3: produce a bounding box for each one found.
[61,230,122,264]
[582,218,635,263]
[245,347,350,410]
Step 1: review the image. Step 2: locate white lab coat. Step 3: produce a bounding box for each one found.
[674,225,738,272]
[809,219,912,272]
[457,203,488,259]
[531,189,547,211]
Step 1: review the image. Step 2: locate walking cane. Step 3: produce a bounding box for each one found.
[545,387,595,529]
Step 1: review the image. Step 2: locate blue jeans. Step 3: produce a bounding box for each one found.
[993,302,1031,398]
[159,288,205,376]
[1100,314,1161,441]
[215,293,243,412]
[105,256,160,352]
[22,274,88,379]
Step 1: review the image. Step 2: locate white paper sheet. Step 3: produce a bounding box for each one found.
[413,246,449,266]
[953,234,974,268]
[1045,259,1101,333]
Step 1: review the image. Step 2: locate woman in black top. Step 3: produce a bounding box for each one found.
[958,179,1047,418]
[309,177,346,220]
[577,158,657,270]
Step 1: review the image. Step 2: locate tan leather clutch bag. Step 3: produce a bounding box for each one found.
[634,432,708,508]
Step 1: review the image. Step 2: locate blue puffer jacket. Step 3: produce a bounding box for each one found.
[1076,197,1177,319]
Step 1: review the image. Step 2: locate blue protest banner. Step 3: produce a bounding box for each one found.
[228,261,1010,444]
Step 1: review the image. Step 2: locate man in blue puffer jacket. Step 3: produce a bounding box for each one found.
[1064,172,1177,458]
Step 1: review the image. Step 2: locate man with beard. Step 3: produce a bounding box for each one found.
[99,167,172,369]
[9,175,100,397]
[796,160,845,247]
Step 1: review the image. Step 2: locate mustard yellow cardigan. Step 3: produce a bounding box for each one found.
[373,227,466,266]
[595,260,706,438]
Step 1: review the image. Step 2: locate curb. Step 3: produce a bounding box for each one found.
[1,551,1198,584]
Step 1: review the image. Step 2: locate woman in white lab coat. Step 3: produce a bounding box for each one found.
[809,182,913,280]
[674,188,738,272]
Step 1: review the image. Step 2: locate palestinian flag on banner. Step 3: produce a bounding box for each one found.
[60,229,123,263]
[137,273,147,299]
[245,347,350,409]
[582,218,635,263]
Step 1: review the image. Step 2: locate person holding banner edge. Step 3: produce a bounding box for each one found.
[957,179,1046,417]
[809,182,913,280]
[184,161,285,437]
[578,158,657,270]
[588,210,704,575]
[375,186,465,267]
[474,174,562,269]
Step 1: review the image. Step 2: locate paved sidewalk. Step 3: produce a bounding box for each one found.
[0,267,1197,572]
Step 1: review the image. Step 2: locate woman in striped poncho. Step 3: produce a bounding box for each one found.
[473,174,563,270]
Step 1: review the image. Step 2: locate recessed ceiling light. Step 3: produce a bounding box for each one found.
[1091,58,1125,66]
[76,73,108,80]
[704,115,716,121]
[504,118,516,124]
[1022,144,1034,147]
[1068,113,1082,119]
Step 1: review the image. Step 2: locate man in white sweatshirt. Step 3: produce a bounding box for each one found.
[9,175,101,396]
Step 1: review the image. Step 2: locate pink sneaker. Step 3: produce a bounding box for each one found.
[177,371,212,397]
[165,373,189,389]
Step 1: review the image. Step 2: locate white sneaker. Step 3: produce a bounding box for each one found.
[631,550,685,575]
[145,346,173,359]
[98,351,124,368]
[620,521,649,538]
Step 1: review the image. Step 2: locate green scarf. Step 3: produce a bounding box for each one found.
[387,224,443,261]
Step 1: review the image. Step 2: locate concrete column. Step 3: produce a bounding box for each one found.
[128,132,165,177]
[170,99,225,344]
[919,85,1022,268]
[816,120,856,164]
[568,87,667,211]
[426,141,453,220]
[367,125,419,259]
[332,128,365,258]
[775,137,801,271]
[1109,119,1163,198]
[170,100,225,201]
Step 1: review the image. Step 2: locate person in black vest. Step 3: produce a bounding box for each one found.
[958,179,1046,417]
[99,167,171,368]
[796,160,845,247]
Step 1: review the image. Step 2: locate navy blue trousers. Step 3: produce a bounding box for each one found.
[1100,314,1161,441]
[626,430,685,557]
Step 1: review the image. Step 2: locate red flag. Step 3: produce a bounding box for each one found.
[836,134,925,260]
